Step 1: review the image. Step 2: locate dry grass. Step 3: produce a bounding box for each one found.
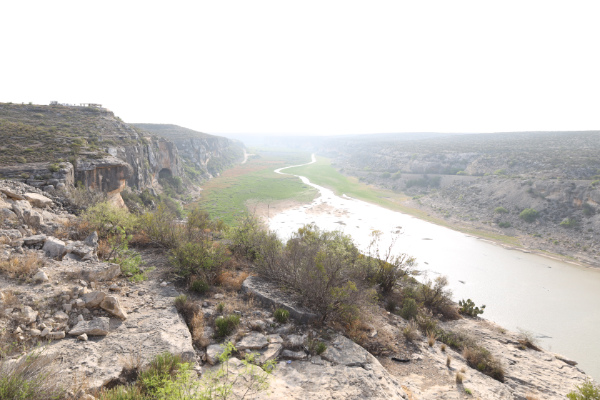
[173,295,210,348]
[441,343,447,352]
[216,270,250,291]
[0,350,66,399]
[427,330,438,347]
[0,252,43,279]
[223,294,255,316]
[525,395,540,400]
[446,355,452,367]
[0,236,11,245]
[190,312,209,348]
[402,321,419,342]
[97,239,112,260]
[456,371,464,383]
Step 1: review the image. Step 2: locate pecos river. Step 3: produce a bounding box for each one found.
[269,155,600,380]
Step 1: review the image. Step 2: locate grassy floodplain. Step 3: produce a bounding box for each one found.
[192,149,317,225]
[284,155,521,247]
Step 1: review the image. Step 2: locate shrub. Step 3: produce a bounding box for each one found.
[465,388,473,395]
[214,314,240,339]
[82,201,138,238]
[274,308,290,324]
[400,298,418,320]
[519,208,539,223]
[427,330,437,347]
[139,204,183,248]
[190,279,209,294]
[216,302,225,313]
[517,329,541,351]
[583,203,595,216]
[0,252,42,279]
[402,321,419,342]
[463,346,504,382]
[458,298,486,317]
[418,276,457,319]
[455,371,463,383]
[560,217,579,228]
[494,206,508,214]
[567,378,600,400]
[498,221,511,228]
[169,241,229,284]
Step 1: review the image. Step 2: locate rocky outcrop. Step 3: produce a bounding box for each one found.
[131,123,245,180]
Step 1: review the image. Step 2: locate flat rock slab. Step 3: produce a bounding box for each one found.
[23,192,53,208]
[69,317,110,336]
[321,335,369,367]
[241,276,318,324]
[236,331,268,350]
[45,299,194,390]
[43,237,66,260]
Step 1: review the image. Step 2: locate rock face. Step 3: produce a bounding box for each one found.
[131,123,245,180]
[69,317,110,336]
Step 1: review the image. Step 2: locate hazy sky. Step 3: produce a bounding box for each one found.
[2,1,599,136]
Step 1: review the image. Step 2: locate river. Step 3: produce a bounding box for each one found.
[269,154,600,380]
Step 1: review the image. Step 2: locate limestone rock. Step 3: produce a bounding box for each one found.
[43,237,67,260]
[23,209,43,228]
[23,193,53,208]
[33,270,49,283]
[84,231,99,248]
[54,311,69,322]
[206,344,225,365]
[241,276,318,324]
[48,331,65,340]
[281,349,307,360]
[0,188,25,200]
[236,332,268,351]
[77,333,88,341]
[69,317,110,336]
[285,334,305,350]
[256,343,283,364]
[321,335,368,367]
[82,291,106,308]
[23,234,47,246]
[100,296,127,320]
[81,262,120,282]
[20,306,38,324]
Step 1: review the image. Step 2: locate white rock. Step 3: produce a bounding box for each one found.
[206,344,226,365]
[33,270,49,283]
[82,291,105,308]
[99,296,127,320]
[236,332,268,351]
[42,237,67,260]
[23,193,53,208]
[77,333,88,341]
[69,317,110,336]
[48,331,65,340]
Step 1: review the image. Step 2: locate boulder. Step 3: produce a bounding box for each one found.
[256,343,283,364]
[82,291,106,308]
[0,188,25,200]
[0,208,18,223]
[69,317,110,336]
[23,193,53,208]
[83,231,99,248]
[321,335,368,367]
[54,311,69,322]
[66,241,97,261]
[23,234,47,246]
[206,344,226,365]
[42,237,66,260]
[285,334,305,349]
[19,306,38,325]
[281,350,307,360]
[100,296,128,320]
[33,270,49,283]
[23,209,43,227]
[241,276,318,324]
[236,332,268,351]
[81,262,120,282]
[48,331,66,340]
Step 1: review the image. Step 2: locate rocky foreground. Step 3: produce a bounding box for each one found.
[0,180,592,399]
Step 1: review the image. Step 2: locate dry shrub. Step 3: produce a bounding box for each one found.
[402,321,419,342]
[190,313,209,348]
[455,371,464,383]
[446,355,452,367]
[525,395,540,400]
[216,271,250,291]
[66,218,93,241]
[0,252,43,279]
[427,330,438,347]
[0,350,65,399]
[173,295,208,347]
[463,346,504,382]
[0,236,11,245]
[97,239,112,260]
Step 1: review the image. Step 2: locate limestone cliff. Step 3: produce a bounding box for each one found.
[0,103,184,201]
[131,123,245,181]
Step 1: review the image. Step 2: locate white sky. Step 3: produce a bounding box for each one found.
[1,1,599,136]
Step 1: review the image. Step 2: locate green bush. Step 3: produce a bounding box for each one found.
[567,378,600,400]
[519,208,539,222]
[417,276,458,319]
[463,346,504,382]
[190,279,209,294]
[494,206,508,214]
[274,308,290,324]
[400,298,418,320]
[498,222,511,228]
[140,203,183,248]
[560,217,579,228]
[458,299,486,317]
[583,203,595,216]
[82,201,139,238]
[169,241,228,284]
[214,314,241,339]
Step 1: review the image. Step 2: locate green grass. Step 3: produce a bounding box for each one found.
[193,151,317,225]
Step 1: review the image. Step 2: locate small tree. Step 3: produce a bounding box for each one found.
[519,208,539,223]
[567,378,600,400]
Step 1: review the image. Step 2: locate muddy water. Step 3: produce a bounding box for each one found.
[269,155,600,379]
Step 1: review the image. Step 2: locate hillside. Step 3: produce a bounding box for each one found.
[132,123,245,180]
[319,131,600,267]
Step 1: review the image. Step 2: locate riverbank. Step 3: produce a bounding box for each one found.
[283,155,599,270]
